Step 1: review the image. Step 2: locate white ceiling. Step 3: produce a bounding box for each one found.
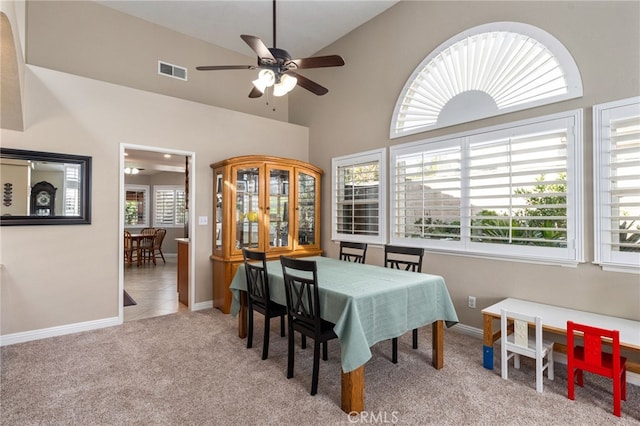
[111,1,398,173]
[98,0,398,59]
[124,149,188,175]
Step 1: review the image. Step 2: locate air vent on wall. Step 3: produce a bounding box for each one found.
[158,61,187,81]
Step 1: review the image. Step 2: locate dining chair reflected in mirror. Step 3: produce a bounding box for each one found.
[384,244,425,363]
[242,249,286,360]
[339,241,368,264]
[280,256,338,396]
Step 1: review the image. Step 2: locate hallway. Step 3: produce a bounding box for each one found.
[124,254,188,322]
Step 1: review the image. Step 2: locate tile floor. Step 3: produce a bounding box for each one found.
[123,254,188,322]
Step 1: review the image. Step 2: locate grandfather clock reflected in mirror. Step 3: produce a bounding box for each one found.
[31,181,56,216]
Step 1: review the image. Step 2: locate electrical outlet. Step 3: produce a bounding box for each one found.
[468,296,476,309]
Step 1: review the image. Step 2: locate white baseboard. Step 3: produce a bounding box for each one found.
[0,298,215,347]
[449,323,640,387]
[191,300,213,311]
[0,316,121,347]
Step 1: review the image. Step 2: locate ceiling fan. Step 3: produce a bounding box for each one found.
[195,0,345,98]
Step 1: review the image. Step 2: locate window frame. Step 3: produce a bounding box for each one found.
[331,148,387,245]
[153,185,186,228]
[124,184,149,228]
[390,109,584,266]
[593,96,640,273]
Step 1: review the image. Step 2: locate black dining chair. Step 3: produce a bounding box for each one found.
[384,245,425,363]
[339,241,368,264]
[243,249,286,360]
[280,256,338,396]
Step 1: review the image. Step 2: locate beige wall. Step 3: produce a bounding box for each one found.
[289,1,640,328]
[25,0,290,123]
[0,159,29,216]
[0,65,309,336]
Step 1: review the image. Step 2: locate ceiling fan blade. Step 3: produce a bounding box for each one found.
[287,71,329,96]
[287,55,345,70]
[240,34,276,63]
[248,86,263,98]
[196,65,256,71]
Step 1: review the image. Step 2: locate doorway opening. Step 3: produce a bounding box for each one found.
[119,144,195,322]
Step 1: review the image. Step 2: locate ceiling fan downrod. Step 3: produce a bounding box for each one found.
[272,0,277,48]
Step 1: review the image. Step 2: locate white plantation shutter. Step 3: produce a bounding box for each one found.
[391,22,582,138]
[64,165,80,216]
[154,186,186,227]
[332,149,386,244]
[125,185,149,227]
[594,97,640,271]
[392,144,461,243]
[390,110,582,264]
[468,125,569,249]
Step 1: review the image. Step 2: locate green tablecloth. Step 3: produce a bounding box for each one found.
[230,256,459,373]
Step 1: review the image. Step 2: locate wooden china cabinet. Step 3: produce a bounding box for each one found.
[210,155,323,313]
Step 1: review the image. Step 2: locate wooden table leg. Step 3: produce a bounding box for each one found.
[238,291,247,338]
[341,366,364,413]
[432,320,444,369]
[483,313,494,369]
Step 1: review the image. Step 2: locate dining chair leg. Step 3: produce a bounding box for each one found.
[247,309,254,349]
[287,325,295,379]
[392,337,398,364]
[262,315,270,360]
[301,334,307,349]
[280,315,285,337]
[322,341,328,361]
[311,340,321,395]
[412,328,418,349]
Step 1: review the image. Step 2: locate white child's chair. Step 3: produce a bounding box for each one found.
[500,309,554,393]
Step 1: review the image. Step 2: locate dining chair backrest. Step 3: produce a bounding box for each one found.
[153,228,166,249]
[384,245,424,272]
[124,230,133,249]
[243,249,270,309]
[123,230,134,263]
[339,241,368,264]
[501,309,554,393]
[140,227,155,247]
[280,256,321,332]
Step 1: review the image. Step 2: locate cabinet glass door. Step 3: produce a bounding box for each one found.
[267,167,291,249]
[215,171,223,252]
[297,171,317,246]
[235,167,260,250]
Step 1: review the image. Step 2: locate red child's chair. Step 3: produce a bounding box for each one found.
[567,321,627,417]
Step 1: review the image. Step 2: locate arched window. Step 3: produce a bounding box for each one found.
[390,22,583,138]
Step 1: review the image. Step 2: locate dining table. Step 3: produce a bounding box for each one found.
[229,255,459,413]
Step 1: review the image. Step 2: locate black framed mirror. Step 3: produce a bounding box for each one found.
[1,148,92,225]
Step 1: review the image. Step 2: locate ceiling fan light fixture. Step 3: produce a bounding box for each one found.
[124,167,140,175]
[273,74,298,97]
[252,69,276,93]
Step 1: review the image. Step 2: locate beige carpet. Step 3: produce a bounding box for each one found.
[1,309,638,425]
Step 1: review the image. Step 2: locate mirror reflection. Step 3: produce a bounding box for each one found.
[1,148,91,225]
